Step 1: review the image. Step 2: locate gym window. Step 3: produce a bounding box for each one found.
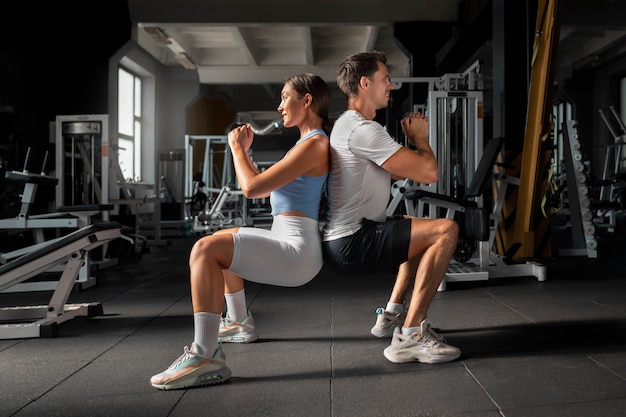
[118,66,142,182]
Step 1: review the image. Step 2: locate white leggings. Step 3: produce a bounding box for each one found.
[228,215,323,287]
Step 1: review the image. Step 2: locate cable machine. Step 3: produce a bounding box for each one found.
[387,67,546,290]
[55,115,110,208]
[387,65,484,219]
[184,135,249,234]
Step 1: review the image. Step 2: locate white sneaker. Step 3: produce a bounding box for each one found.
[370,307,405,338]
[150,343,231,390]
[219,311,259,343]
[383,321,461,364]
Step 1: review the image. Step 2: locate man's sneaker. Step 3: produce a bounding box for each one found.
[383,321,461,364]
[371,307,405,338]
[150,343,231,390]
[219,311,259,343]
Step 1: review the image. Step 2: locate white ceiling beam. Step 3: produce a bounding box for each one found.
[300,27,314,65]
[199,66,340,84]
[140,25,199,68]
[362,26,380,52]
[197,64,409,84]
[230,27,259,65]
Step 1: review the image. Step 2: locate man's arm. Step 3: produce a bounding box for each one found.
[381,113,438,184]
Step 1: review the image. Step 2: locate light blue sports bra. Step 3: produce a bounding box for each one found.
[270,128,328,219]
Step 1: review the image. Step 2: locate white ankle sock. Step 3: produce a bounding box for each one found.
[193,312,221,356]
[224,288,248,322]
[385,302,404,315]
[401,326,421,336]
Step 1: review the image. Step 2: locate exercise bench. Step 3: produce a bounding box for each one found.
[1,148,119,290]
[0,222,122,339]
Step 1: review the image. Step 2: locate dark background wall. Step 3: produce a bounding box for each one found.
[0,1,131,217]
[0,1,131,173]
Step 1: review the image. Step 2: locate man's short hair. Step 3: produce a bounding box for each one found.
[336,51,387,98]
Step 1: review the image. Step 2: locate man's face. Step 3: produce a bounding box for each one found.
[370,61,393,110]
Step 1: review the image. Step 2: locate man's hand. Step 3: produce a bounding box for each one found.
[400,112,429,148]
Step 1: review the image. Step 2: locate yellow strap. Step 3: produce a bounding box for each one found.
[540,114,559,218]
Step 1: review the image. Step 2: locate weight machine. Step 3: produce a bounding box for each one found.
[386,67,546,290]
[0,148,118,292]
[185,135,250,234]
[387,64,484,219]
[595,106,626,231]
[55,115,110,208]
[557,120,604,258]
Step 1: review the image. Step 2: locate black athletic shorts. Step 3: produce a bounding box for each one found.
[322,217,411,275]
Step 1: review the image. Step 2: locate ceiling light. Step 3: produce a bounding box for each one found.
[144,27,171,45]
[176,53,196,70]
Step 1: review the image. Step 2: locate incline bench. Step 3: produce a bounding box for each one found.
[0,222,122,339]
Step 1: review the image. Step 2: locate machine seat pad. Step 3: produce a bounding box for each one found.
[404,189,478,209]
[57,205,115,212]
[0,222,122,275]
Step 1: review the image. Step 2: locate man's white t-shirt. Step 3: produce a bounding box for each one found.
[323,110,403,241]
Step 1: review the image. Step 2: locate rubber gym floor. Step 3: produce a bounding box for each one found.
[1,221,626,417]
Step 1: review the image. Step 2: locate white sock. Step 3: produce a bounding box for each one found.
[385,302,404,315]
[224,288,248,322]
[401,326,421,336]
[193,312,221,356]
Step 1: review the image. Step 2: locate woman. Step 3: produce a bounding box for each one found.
[151,73,332,390]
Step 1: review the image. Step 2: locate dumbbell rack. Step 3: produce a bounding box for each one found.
[561,120,599,258]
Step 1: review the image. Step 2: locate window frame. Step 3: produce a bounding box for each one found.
[117,65,143,182]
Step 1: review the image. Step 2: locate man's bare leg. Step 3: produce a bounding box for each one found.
[388,255,419,305]
[383,216,461,364]
[403,217,458,328]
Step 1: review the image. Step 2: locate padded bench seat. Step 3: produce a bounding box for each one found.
[0,222,122,338]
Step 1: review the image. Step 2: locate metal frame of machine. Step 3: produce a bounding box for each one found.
[387,69,547,290]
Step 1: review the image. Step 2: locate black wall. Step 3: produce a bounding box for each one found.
[1,1,131,173]
[0,1,131,216]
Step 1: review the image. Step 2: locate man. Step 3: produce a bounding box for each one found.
[322,51,461,364]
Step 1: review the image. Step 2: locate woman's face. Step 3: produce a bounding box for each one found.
[277,82,307,128]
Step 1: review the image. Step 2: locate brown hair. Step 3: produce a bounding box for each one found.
[336,50,387,98]
[285,73,333,135]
